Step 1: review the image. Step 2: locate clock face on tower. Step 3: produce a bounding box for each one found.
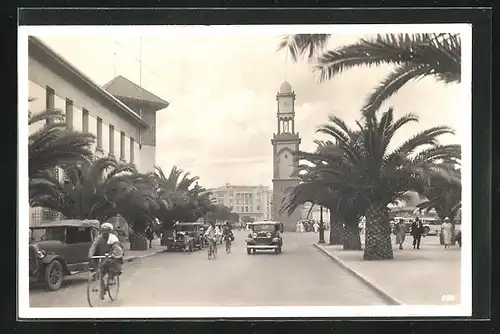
[279,98,292,112]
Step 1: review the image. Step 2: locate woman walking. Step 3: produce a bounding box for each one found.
[394,219,406,250]
[441,217,453,249]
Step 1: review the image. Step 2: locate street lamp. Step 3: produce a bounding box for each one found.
[318,205,325,244]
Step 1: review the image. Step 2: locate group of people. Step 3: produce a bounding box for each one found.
[393,216,457,250]
[295,220,321,233]
[202,221,234,255]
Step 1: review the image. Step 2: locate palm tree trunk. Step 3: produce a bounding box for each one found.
[363,204,394,260]
[328,211,342,245]
[343,221,362,250]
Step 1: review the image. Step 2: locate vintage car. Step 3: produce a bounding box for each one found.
[245,221,283,254]
[171,222,205,251]
[29,219,100,291]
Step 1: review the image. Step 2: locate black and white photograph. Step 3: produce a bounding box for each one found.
[19,24,472,318]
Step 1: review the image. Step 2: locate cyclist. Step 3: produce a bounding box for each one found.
[88,222,124,299]
[222,222,234,250]
[204,221,221,256]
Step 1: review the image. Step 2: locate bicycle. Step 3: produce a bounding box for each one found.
[87,253,120,307]
[224,235,231,254]
[206,236,217,260]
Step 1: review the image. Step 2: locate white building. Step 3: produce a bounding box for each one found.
[28,36,169,225]
[210,183,273,221]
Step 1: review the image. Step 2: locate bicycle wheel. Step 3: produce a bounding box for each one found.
[106,273,120,301]
[87,271,103,308]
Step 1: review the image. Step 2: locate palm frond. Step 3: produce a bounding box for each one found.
[277,34,331,62]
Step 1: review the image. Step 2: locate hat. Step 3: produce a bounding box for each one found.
[444,217,450,221]
[100,222,114,232]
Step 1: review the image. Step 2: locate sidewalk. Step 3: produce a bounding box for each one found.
[121,238,168,262]
[314,234,461,305]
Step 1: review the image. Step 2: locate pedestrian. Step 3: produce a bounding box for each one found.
[296,221,302,234]
[313,222,319,233]
[183,232,192,255]
[441,217,453,249]
[145,223,154,248]
[394,219,406,250]
[410,217,425,250]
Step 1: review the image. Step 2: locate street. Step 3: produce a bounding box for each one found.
[30,230,387,307]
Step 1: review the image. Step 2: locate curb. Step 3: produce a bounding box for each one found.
[124,248,167,263]
[312,243,403,306]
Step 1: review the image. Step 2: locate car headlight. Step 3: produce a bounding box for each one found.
[252,233,257,238]
[272,237,279,242]
[36,249,45,259]
[266,232,272,238]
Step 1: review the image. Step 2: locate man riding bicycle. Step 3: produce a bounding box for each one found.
[222,222,234,241]
[222,222,234,252]
[88,222,124,299]
[204,222,221,254]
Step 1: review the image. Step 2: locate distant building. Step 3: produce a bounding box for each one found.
[28,36,169,226]
[271,81,302,231]
[209,183,272,221]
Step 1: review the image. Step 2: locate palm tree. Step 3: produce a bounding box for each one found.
[29,104,95,179]
[188,182,216,221]
[417,167,461,224]
[150,166,204,234]
[29,157,147,224]
[282,140,367,250]
[310,109,460,260]
[278,33,461,115]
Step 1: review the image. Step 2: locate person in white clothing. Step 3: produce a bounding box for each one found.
[313,222,319,233]
[441,217,453,249]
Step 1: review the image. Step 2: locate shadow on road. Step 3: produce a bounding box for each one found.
[29,276,88,292]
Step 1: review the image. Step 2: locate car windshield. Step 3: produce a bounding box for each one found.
[253,224,275,232]
[30,227,65,242]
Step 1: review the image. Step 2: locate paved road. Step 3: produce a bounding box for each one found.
[29,231,386,307]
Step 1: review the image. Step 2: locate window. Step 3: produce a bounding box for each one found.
[82,108,89,132]
[130,137,135,163]
[45,86,55,124]
[96,117,103,150]
[65,99,73,130]
[120,131,125,160]
[109,124,115,155]
[66,227,92,244]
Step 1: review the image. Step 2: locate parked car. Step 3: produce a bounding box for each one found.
[29,219,100,291]
[172,222,205,251]
[245,221,283,254]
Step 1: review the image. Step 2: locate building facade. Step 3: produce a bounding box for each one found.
[28,36,169,225]
[271,81,302,231]
[210,183,273,221]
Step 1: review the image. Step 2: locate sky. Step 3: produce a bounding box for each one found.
[35,27,466,189]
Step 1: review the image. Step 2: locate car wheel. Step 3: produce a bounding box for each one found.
[45,260,64,291]
[246,248,251,255]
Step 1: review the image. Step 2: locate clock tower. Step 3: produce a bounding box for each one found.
[271,81,302,231]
